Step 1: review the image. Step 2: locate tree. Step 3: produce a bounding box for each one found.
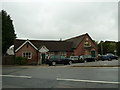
[97,41,118,55]
[97,41,105,55]
[107,42,116,54]
[2,10,16,55]
[116,41,120,56]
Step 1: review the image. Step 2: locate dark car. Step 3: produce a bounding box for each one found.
[46,55,72,66]
[79,55,96,62]
[101,53,118,61]
[105,53,118,60]
[101,55,110,61]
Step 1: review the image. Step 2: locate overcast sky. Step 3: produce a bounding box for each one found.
[1,0,119,41]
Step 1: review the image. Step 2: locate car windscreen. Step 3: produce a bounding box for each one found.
[83,55,91,58]
[61,56,66,59]
[50,56,60,59]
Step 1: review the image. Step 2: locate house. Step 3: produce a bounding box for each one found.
[14,33,98,64]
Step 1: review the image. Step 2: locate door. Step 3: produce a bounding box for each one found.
[42,53,46,64]
[91,51,96,57]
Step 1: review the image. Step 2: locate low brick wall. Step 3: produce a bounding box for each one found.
[2,55,15,65]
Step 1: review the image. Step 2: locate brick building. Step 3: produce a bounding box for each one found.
[14,33,98,64]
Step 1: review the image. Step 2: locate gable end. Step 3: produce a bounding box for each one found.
[15,40,38,52]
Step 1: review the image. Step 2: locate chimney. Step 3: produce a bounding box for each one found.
[60,38,62,41]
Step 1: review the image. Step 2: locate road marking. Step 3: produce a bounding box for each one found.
[0,75,32,79]
[56,78,120,84]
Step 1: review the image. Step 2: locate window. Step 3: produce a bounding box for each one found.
[86,38,88,40]
[22,52,32,59]
[84,41,91,47]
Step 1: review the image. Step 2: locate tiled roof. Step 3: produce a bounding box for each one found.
[31,40,73,51]
[14,39,25,51]
[14,33,90,52]
[64,34,86,48]
[14,39,73,52]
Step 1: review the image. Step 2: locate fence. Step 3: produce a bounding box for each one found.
[2,55,15,65]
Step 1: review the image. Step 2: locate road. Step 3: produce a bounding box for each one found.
[2,60,120,89]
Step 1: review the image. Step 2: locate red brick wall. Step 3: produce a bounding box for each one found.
[15,43,38,64]
[74,41,84,56]
[66,51,73,57]
[74,35,98,56]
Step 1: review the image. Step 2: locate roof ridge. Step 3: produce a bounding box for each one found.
[64,33,87,41]
[15,39,67,42]
[30,40,64,42]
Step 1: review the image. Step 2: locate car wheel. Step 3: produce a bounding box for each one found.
[108,58,111,61]
[52,62,56,66]
[68,61,72,65]
[64,63,67,65]
[84,60,87,63]
[80,59,83,63]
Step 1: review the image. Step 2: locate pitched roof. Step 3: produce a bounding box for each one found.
[31,40,73,51]
[64,33,86,48]
[14,33,94,52]
[15,39,38,52]
[14,39,25,51]
[14,39,73,52]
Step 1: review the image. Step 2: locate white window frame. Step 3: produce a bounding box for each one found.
[22,51,32,59]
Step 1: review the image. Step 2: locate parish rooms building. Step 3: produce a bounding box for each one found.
[14,33,98,64]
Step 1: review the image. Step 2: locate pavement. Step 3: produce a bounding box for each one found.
[70,59,119,67]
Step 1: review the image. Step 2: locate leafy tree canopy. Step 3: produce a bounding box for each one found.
[97,41,119,56]
[116,41,120,56]
[2,10,16,55]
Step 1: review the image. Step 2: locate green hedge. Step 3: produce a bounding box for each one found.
[15,57,28,65]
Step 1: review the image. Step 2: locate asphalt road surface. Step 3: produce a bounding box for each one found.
[2,60,120,89]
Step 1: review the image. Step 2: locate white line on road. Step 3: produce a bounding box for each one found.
[0,75,32,79]
[57,78,120,84]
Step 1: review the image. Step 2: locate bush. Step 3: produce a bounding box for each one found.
[15,57,28,65]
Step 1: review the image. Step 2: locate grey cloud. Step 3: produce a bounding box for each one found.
[2,1,118,41]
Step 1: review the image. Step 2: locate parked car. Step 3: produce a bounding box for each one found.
[79,55,86,62]
[46,55,73,66]
[105,53,118,60]
[100,53,118,61]
[101,55,110,61]
[69,56,81,63]
[79,55,96,62]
